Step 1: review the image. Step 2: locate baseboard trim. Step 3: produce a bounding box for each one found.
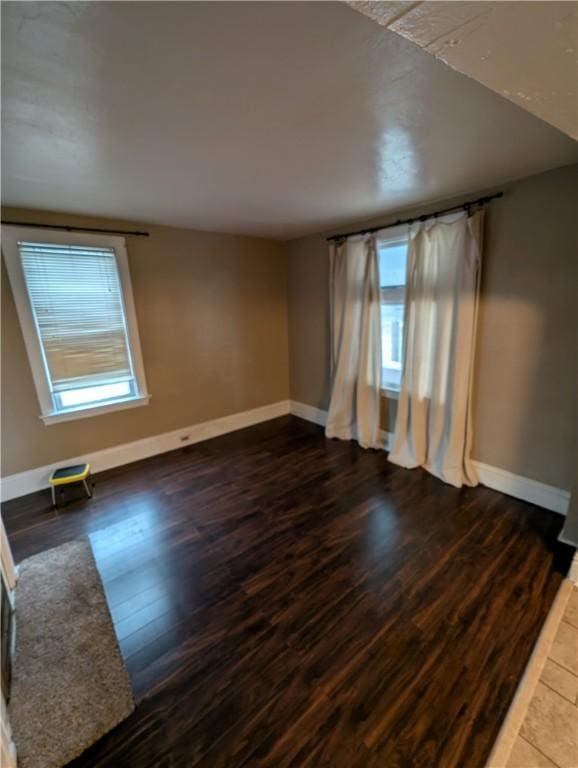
[473,462,570,515]
[289,401,394,450]
[568,552,578,584]
[380,430,394,452]
[0,400,291,502]
[289,400,570,514]
[289,400,327,427]
[3,397,571,515]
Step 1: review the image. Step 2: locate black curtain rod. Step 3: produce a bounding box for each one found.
[326,191,503,242]
[1,220,150,237]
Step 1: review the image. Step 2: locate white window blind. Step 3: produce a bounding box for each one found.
[18,241,135,396]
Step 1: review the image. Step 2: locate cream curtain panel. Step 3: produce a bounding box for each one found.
[325,235,383,449]
[389,211,484,487]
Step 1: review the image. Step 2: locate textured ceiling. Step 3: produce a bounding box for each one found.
[350,1,578,141]
[2,1,577,239]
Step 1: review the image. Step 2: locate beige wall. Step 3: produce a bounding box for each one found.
[1,208,289,476]
[3,165,576,490]
[287,164,578,490]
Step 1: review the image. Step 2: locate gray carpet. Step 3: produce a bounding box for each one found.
[8,539,135,768]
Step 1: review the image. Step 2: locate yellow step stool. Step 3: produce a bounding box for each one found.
[49,463,93,506]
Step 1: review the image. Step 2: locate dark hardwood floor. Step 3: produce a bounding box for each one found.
[2,416,572,768]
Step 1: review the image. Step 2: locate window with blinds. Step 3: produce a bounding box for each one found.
[19,241,136,410]
[3,226,149,422]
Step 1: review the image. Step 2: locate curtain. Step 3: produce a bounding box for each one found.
[325,234,383,449]
[389,210,484,487]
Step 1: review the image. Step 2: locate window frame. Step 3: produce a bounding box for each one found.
[377,224,409,399]
[2,225,150,424]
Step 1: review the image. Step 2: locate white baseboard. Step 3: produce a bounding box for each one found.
[289,400,570,515]
[568,552,578,584]
[0,400,291,502]
[381,430,394,452]
[473,462,570,515]
[289,401,393,450]
[2,397,571,517]
[289,400,327,427]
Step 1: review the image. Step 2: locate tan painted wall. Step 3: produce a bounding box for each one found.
[287,164,578,490]
[1,209,289,476]
[3,165,576,489]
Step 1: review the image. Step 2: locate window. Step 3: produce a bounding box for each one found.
[2,227,149,423]
[378,231,409,393]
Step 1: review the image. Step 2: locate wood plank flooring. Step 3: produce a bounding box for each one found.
[2,415,572,768]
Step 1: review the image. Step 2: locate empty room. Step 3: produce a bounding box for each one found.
[1,2,577,767]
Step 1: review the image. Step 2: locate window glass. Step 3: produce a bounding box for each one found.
[3,226,149,423]
[18,240,139,414]
[378,238,408,391]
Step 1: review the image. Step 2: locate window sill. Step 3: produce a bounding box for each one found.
[40,394,150,425]
[381,387,400,400]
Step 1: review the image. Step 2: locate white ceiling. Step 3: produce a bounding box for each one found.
[350,1,578,141]
[2,1,577,240]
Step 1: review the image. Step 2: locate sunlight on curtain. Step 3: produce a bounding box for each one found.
[325,235,383,449]
[389,211,484,487]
